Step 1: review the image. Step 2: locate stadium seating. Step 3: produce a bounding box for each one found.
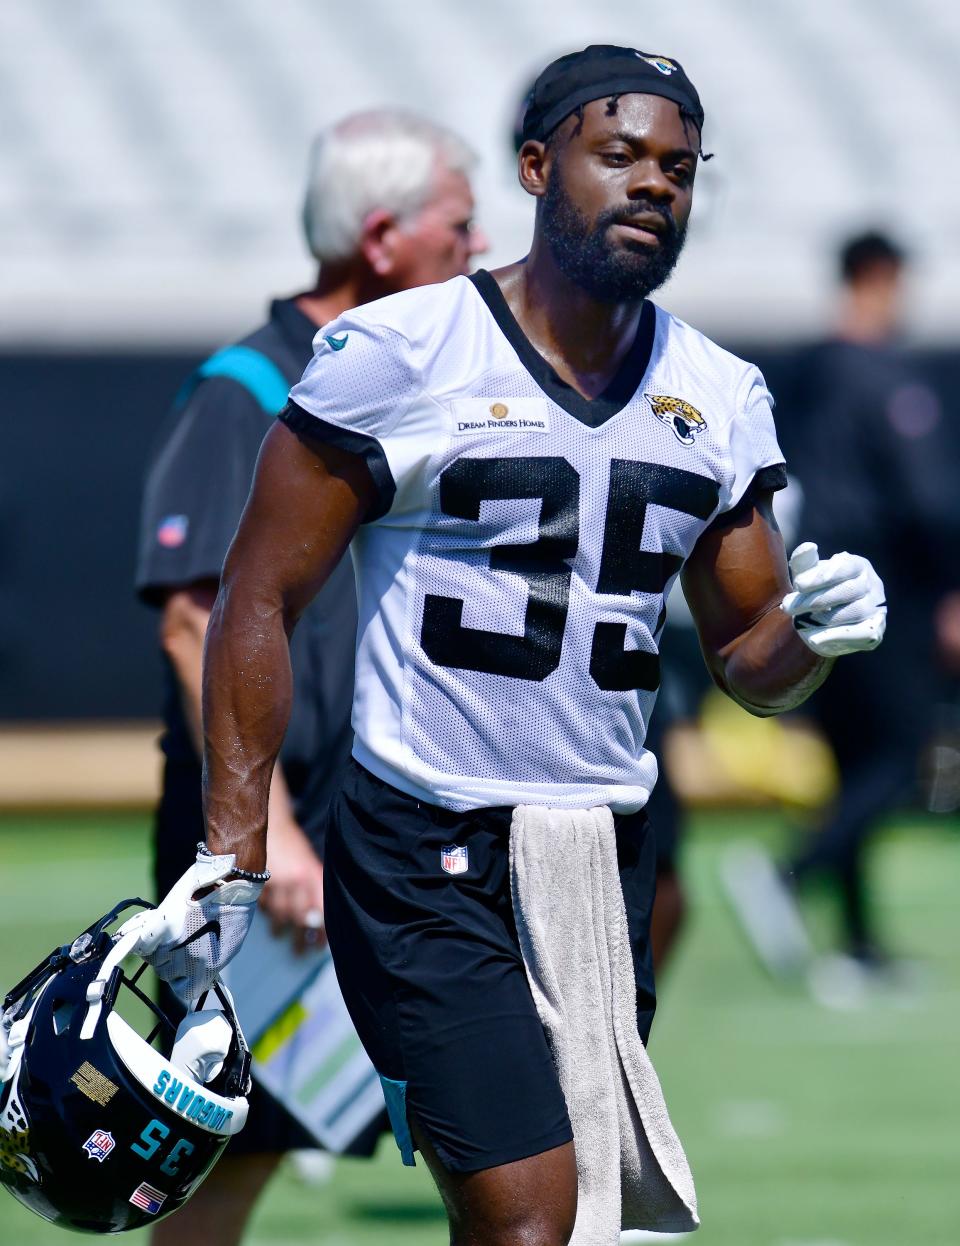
[2,0,957,342]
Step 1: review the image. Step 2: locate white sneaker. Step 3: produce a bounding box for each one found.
[288,1149,335,1184]
[808,952,928,1011]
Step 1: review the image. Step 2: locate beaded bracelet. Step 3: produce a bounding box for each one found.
[196,842,271,884]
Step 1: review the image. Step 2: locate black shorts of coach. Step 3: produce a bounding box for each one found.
[323,758,659,1174]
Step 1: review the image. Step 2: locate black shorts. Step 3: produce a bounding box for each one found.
[323,758,658,1174]
[153,758,386,1157]
[641,688,683,877]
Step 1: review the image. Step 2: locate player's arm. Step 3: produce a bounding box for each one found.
[202,421,376,872]
[682,492,884,716]
[161,581,325,944]
[160,582,218,753]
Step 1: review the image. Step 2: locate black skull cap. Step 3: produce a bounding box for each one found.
[520,44,704,145]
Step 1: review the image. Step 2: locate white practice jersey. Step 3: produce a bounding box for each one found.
[283,271,785,813]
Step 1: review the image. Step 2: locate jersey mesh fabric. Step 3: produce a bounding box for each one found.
[291,278,784,812]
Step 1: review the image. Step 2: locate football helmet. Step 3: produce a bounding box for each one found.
[0,898,250,1233]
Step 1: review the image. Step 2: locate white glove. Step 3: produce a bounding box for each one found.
[171,1010,234,1083]
[117,850,263,1004]
[781,541,886,657]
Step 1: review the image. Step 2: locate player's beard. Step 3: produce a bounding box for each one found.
[540,168,687,304]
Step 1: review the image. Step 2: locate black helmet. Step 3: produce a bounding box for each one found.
[0,899,250,1233]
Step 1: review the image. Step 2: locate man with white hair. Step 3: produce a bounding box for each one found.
[135,108,486,1246]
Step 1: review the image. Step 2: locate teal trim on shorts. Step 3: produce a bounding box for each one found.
[379,1075,416,1166]
[175,345,291,415]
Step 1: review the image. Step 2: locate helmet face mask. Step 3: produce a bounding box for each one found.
[0,900,250,1233]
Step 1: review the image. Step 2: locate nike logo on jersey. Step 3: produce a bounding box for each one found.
[450,397,551,436]
[645,394,708,446]
[324,333,349,351]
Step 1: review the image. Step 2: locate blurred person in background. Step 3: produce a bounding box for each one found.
[725,231,960,997]
[135,108,487,1246]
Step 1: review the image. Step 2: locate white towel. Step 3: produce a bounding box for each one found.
[510,804,698,1244]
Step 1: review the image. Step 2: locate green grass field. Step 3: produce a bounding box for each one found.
[2,810,958,1245]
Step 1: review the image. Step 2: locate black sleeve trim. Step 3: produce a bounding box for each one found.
[278,400,397,523]
[706,463,788,534]
[136,568,222,608]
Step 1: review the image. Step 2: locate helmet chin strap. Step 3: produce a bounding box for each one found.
[78,928,250,1093]
[2,897,156,1064]
[1,991,44,1084]
[79,928,141,1040]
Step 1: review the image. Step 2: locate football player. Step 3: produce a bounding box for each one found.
[135,110,487,1246]
[142,46,886,1244]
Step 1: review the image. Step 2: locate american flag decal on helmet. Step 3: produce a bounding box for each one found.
[441,845,469,875]
[129,1182,167,1214]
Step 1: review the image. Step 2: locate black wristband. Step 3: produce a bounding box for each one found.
[196,842,271,884]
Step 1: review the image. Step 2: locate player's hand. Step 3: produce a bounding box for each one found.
[260,817,326,955]
[117,850,263,1003]
[781,542,886,657]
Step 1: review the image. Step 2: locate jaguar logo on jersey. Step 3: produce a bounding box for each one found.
[82,1129,116,1162]
[646,394,708,446]
[450,397,550,436]
[441,845,469,875]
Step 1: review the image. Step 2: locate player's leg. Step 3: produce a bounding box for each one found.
[616,808,660,1043]
[642,668,689,974]
[650,865,686,972]
[789,750,908,956]
[643,731,685,974]
[412,1121,577,1246]
[150,1154,282,1246]
[323,761,577,1241]
[401,805,656,1244]
[787,656,916,960]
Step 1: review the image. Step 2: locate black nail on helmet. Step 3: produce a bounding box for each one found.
[0,899,251,1233]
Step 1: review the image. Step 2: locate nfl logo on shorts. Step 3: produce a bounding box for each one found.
[441,845,468,875]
